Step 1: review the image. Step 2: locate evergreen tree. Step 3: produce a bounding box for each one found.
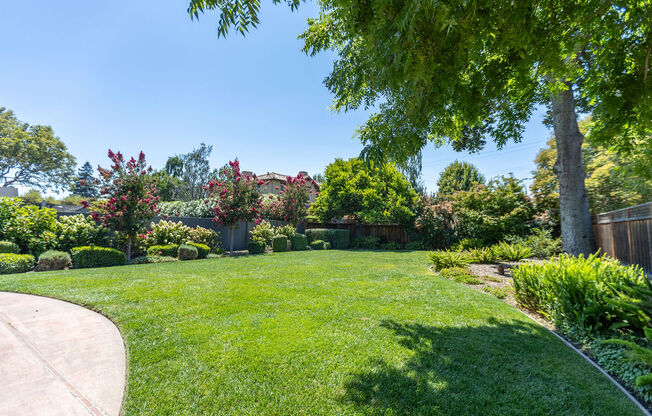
[71,161,98,198]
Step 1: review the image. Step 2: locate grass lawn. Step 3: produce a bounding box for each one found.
[0,250,642,415]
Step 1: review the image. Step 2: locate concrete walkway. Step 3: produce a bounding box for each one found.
[0,292,126,416]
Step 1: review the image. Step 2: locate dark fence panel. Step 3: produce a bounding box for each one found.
[305,222,408,244]
[594,202,652,274]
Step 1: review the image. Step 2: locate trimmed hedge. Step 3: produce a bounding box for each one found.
[310,240,326,250]
[272,235,288,252]
[71,246,126,269]
[305,228,350,249]
[0,241,20,254]
[248,240,266,254]
[36,250,72,271]
[186,242,210,259]
[147,244,179,257]
[0,253,35,274]
[290,234,308,251]
[178,244,198,260]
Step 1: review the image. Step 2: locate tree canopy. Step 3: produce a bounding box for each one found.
[437,161,485,195]
[312,158,418,225]
[165,143,218,200]
[70,161,99,198]
[0,107,76,191]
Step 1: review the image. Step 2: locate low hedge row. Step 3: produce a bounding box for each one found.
[186,242,210,259]
[290,233,307,251]
[272,235,288,252]
[305,229,350,249]
[248,240,266,254]
[147,244,179,257]
[71,246,126,269]
[0,253,35,274]
[0,241,20,254]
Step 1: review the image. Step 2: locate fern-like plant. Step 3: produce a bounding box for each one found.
[468,247,499,264]
[428,250,469,271]
[603,328,652,386]
[491,242,532,262]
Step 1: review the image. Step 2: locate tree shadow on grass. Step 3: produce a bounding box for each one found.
[341,318,634,416]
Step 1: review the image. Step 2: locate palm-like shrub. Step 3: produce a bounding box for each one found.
[467,247,499,264]
[491,242,532,262]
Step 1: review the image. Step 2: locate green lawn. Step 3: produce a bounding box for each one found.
[0,251,641,415]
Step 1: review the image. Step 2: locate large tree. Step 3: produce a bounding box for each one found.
[70,161,99,198]
[437,161,485,195]
[165,143,218,200]
[188,0,651,255]
[0,107,76,191]
[312,158,418,225]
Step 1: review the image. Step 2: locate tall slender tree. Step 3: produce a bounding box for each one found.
[188,0,651,255]
[71,161,99,198]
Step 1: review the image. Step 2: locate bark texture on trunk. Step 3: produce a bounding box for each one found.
[550,82,596,255]
[126,235,132,261]
[229,224,235,256]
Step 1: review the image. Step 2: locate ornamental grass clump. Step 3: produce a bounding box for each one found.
[36,250,72,271]
[178,244,199,260]
[491,242,532,262]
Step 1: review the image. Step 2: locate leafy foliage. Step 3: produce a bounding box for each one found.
[436,161,485,195]
[0,253,35,274]
[312,158,418,225]
[290,233,308,251]
[512,253,650,333]
[491,242,533,262]
[247,240,266,254]
[164,143,218,201]
[310,239,327,250]
[55,214,107,252]
[36,250,72,271]
[0,197,58,254]
[411,196,455,249]
[86,150,160,260]
[428,250,469,271]
[0,241,19,254]
[505,228,561,259]
[178,244,199,260]
[185,242,210,259]
[0,107,76,191]
[271,235,288,252]
[70,246,126,269]
[147,244,180,258]
[158,199,214,217]
[188,226,221,253]
[249,220,275,246]
[467,248,499,264]
[350,236,380,249]
[70,161,99,198]
[275,173,315,226]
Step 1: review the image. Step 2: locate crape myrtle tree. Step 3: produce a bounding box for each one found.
[277,173,316,226]
[437,161,485,196]
[83,150,160,260]
[205,159,264,255]
[188,0,651,255]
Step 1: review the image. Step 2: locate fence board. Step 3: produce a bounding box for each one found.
[594,202,652,274]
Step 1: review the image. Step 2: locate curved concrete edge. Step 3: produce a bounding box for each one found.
[0,292,127,416]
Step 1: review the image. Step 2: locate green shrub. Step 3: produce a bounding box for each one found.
[603,327,652,387]
[178,244,198,260]
[140,220,191,249]
[186,242,210,259]
[330,229,350,249]
[55,214,107,252]
[380,241,404,250]
[505,228,561,259]
[71,246,126,269]
[352,236,381,249]
[248,240,266,254]
[452,238,484,252]
[0,253,35,274]
[129,255,178,264]
[512,253,650,332]
[428,249,469,271]
[305,228,332,243]
[0,197,58,254]
[290,234,308,251]
[250,220,275,247]
[147,244,179,257]
[467,247,499,264]
[275,224,296,239]
[0,241,19,254]
[405,241,427,250]
[188,226,222,253]
[157,200,213,217]
[324,242,331,250]
[36,250,72,271]
[438,267,482,285]
[491,242,532,262]
[272,235,289,252]
[310,240,326,250]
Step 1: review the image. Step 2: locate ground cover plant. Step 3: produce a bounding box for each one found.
[0,251,641,415]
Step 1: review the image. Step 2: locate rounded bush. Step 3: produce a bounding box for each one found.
[310,240,326,250]
[186,242,210,259]
[178,244,198,260]
[70,246,126,269]
[0,241,20,254]
[36,250,72,271]
[0,253,35,274]
[290,234,308,251]
[147,244,179,257]
[248,240,266,255]
[272,235,288,252]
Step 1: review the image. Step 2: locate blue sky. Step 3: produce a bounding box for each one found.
[1,0,551,196]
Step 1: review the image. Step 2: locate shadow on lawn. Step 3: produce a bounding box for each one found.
[341,318,619,416]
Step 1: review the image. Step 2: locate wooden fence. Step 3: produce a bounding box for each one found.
[306,222,409,244]
[594,202,652,274]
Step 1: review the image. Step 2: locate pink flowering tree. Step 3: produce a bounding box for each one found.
[83,150,160,260]
[276,173,315,226]
[205,160,264,255]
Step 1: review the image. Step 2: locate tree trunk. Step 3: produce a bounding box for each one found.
[126,235,132,261]
[550,82,596,255]
[229,224,235,256]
